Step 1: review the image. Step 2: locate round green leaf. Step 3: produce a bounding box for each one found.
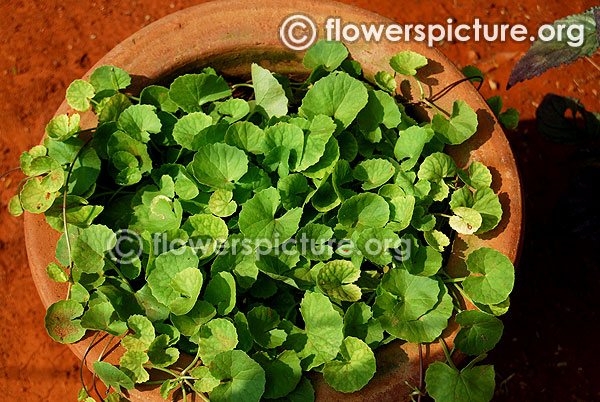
[117,104,162,143]
[323,336,376,393]
[380,285,453,343]
[191,318,239,366]
[353,158,395,190]
[449,207,482,235]
[337,193,389,231]
[455,310,504,355]
[389,51,428,76]
[189,143,249,190]
[66,79,95,111]
[425,362,495,402]
[20,178,56,213]
[89,65,131,92]
[209,350,266,402]
[432,100,478,145]
[417,152,457,181]
[463,247,515,304]
[45,113,80,141]
[239,187,302,243]
[254,350,302,399]
[317,260,361,302]
[209,189,237,217]
[172,111,213,150]
[44,300,86,344]
[458,161,492,189]
[356,227,400,266]
[299,72,368,129]
[217,98,250,123]
[375,267,440,322]
[168,73,232,113]
[225,121,268,155]
[303,40,349,71]
[8,195,23,216]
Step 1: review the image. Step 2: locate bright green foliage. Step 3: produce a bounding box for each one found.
[463,248,515,305]
[46,262,69,282]
[189,143,248,190]
[299,72,368,128]
[251,63,288,118]
[66,79,95,111]
[323,336,376,393]
[44,300,86,343]
[299,292,344,370]
[209,350,266,402]
[432,100,478,145]
[353,158,395,190]
[93,361,135,393]
[303,40,349,71]
[46,113,81,141]
[317,260,362,301]
[374,71,397,93]
[169,73,232,112]
[449,207,482,235]
[13,43,516,402]
[172,111,213,150]
[426,362,495,402]
[389,51,428,75]
[89,65,131,93]
[455,310,504,355]
[238,187,302,243]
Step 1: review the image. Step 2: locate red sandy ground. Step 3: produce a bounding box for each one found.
[1,1,599,401]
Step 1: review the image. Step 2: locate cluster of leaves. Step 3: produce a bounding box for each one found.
[10,40,515,402]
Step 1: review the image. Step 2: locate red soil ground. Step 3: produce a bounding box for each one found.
[1,1,599,401]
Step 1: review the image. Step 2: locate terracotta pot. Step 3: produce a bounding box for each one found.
[24,0,523,401]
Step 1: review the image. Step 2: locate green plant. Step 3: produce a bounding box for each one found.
[9,40,515,402]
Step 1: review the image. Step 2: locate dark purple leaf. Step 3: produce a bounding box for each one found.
[508,8,599,89]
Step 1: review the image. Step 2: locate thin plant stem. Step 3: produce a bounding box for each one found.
[463,353,488,371]
[429,76,483,102]
[80,332,101,399]
[106,186,127,206]
[231,83,254,89]
[417,343,423,402]
[181,347,202,377]
[0,166,20,180]
[93,335,115,399]
[439,337,457,370]
[443,277,465,283]
[144,364,180,378]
